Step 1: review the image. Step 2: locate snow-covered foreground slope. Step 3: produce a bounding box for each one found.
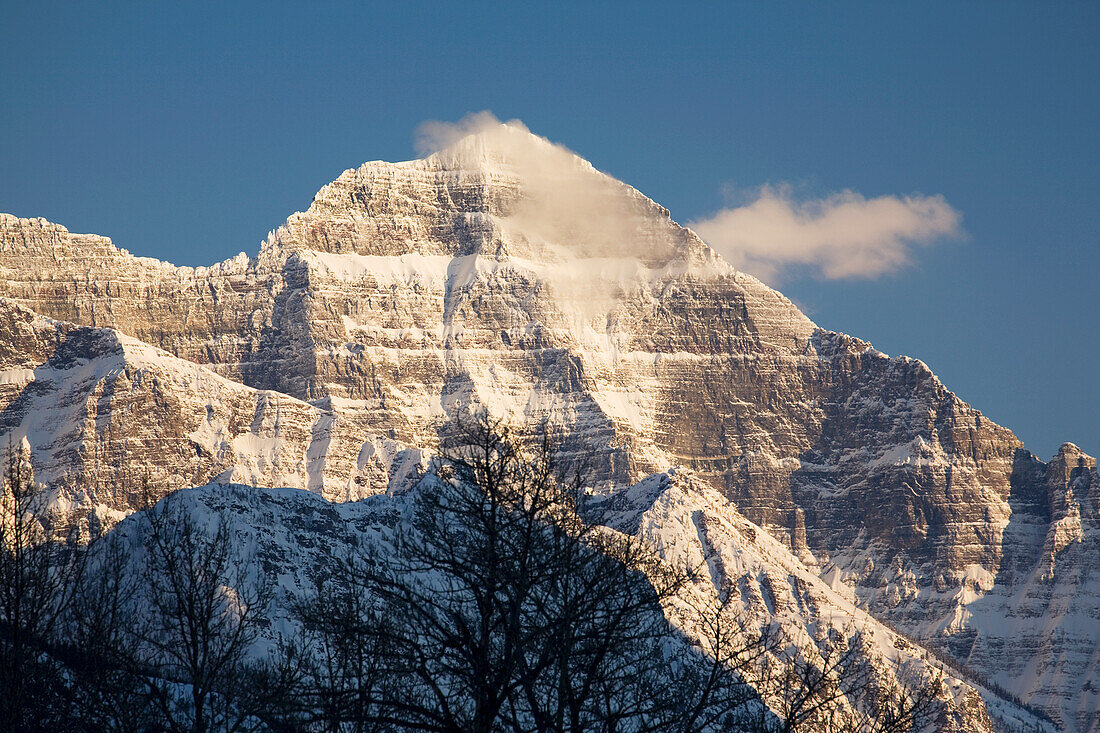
[99,479,1053,732]
[2,122,1097,728]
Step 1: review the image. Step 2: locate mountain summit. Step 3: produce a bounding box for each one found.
[273,122,747,271]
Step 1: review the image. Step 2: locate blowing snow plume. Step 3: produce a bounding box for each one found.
[690,185,962,282]
[416,112,682,265]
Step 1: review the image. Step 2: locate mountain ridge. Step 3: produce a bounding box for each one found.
[1,123,1096,729]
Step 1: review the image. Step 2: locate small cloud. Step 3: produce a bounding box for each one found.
[689,184,962,282]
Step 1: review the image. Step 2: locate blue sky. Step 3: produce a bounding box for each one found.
[1,2,1097,459]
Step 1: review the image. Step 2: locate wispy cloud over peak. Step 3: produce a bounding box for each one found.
[689,184,962,283]
[410,113,667,262]
[414,111,533,157]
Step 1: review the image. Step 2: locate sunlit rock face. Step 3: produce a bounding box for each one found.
[0,123,1095,729]
[0,300,427,515]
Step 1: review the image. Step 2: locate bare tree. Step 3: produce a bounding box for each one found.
[56,483,301,733]
[290,573,403,733]
[0,441,85,731]
[291,415,949,732]
[293,413,766,733]
[64,534,163,733]
[750,624,943,733]
[0,421,946,732]
[131,489,274,733]
[666,600,782,733]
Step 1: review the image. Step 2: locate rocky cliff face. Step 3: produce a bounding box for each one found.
[1,123,1094,729]
[959,444,1100,730]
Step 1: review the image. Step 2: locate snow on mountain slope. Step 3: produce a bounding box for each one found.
[590,469,1061,733]
[1,122,1096,727]
[98,478,1055,732]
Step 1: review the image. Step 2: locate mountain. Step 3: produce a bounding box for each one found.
[1,123,1095,729]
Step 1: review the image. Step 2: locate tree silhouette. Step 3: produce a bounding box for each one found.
[0,442,90,731]
[292,414,766,732]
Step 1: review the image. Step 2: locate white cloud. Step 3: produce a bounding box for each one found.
[688,185,962,282]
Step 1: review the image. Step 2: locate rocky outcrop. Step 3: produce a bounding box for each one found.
[0,123,1094,728]
[0,300,430,513]
[959,444,1100,732]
